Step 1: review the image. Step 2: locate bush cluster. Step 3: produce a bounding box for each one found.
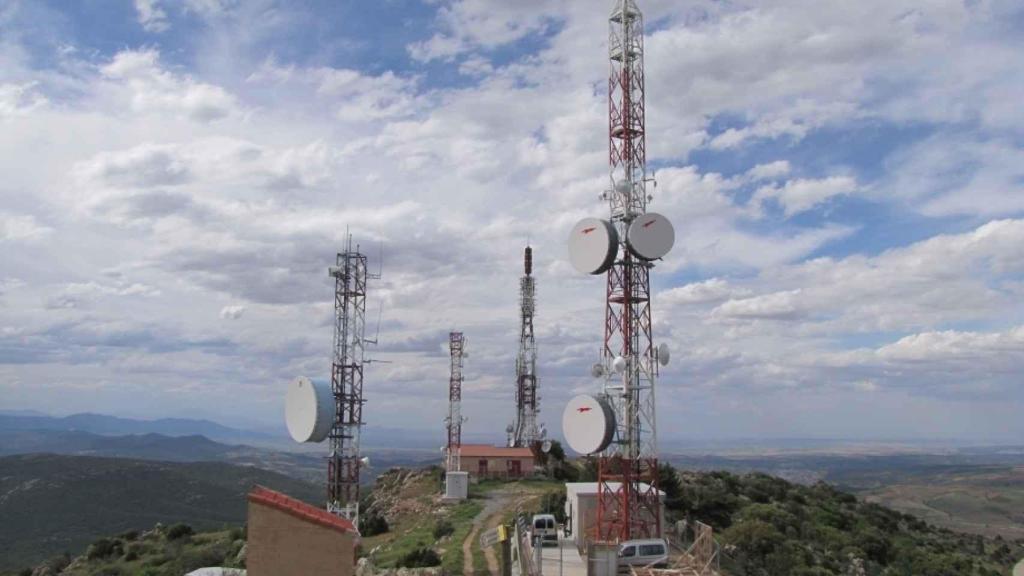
[165,523,194,541]
[658,464,1024,576]
[398,547,441,568]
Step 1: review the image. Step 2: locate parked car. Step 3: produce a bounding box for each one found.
[617,538,669,571]
[530,514,558,546]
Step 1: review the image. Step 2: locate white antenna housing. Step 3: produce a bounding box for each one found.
[285,376,333,443]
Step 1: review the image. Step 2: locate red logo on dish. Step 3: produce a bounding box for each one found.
[577,407,592,413]
[643,219,656,228]
[581,227,596,235]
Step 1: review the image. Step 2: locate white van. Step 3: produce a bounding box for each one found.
[617,538,669,570]
[530,514,558,546]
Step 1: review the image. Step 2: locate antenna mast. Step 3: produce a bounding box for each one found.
[327,235,378,527]
[509,246,541,448]
[598,0,661,542]
[445,332,466,472]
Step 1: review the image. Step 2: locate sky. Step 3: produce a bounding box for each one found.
[1,0,1022,446]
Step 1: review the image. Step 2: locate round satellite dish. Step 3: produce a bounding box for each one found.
[612,356,628,374]
[360,456,371,467]
[590,363,606,378]
[562,394,615,455]
[658,343,671,366]
[569,218,619,275]
[615,180,632,195]
[541,440,553,454]
[285,376,333,443]
[506,424,514,434]
[626,212,675,261]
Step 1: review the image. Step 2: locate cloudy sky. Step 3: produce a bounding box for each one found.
[1,0,1022,446]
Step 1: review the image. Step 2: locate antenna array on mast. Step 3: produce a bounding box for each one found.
[509,245,542,448]
[565,0,674,544]
[445,331,466,472]
[326,235,379,527]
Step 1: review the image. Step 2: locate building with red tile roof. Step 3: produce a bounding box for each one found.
[455,444,536,479]
[247,486,356,576]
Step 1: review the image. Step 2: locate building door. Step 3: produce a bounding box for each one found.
[478,459,488,477]
[510,459,522,477]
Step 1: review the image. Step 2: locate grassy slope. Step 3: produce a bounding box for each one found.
[0,453,320,571]
[360,470,564,573]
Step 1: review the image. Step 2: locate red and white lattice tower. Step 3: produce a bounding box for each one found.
[597,0,662,542]
[445,332,466,472]
[327,236,377,527]
[509,245,541,448]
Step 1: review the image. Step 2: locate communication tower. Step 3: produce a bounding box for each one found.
[445,332,466,472]
[326,236,378,527]
[565,0,674,544]
[508,246,542,448]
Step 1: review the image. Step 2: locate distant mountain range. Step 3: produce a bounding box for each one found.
[0,412,271,444]
[0,453,323,571]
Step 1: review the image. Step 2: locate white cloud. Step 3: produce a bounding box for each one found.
[408,0,559,62]
[100,49,238,122]
[753,176,859,217]
[714,289,804,320]
[248,59,423,122]
[0,82,47,118]
[46,281,161,309]
[878,327,1024,363]
[746,161,790,182]
[0,213,52,243]
[219,305,246,320]
[134,0,169,33]
[662,279,749,306]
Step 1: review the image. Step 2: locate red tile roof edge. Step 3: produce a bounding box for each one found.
[458,444,536,457]
[248,485,357,535]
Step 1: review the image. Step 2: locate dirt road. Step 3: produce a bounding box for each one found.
[1013,558,1023,576]
[463,490,513,575]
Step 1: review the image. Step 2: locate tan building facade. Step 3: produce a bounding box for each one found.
[457,444,536,479]
[564,482,666,552]
[247,485,357,576]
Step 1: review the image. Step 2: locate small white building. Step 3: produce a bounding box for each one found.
[564,482,666,552]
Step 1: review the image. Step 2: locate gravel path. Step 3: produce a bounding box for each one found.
[1014,558,1024,576]
[463,491,514,576]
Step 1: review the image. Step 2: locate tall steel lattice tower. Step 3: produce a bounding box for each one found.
[327,237,378,527]
[597,0,662,542]
[509,246,540,448]
[445,332,466,472]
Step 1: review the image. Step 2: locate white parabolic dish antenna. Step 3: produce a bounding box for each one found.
[658,343,671,366]
[569,217,619,275]
[562,394,615,455]
[285,376,333,443]
[626,212,675,261]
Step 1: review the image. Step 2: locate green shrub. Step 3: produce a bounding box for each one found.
[119,529,140,541]
[433,519,455,539]
[166,523,194,540]
[87,537,122,560]
[359,509,389,536]
[228,524,246,541]
[398,547,441,568]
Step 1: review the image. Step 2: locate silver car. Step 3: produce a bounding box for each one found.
[617,538,669,571]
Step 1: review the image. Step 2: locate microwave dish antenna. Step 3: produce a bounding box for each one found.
[626,212,674,261]
[285,376,333,443]
[562,394,616,455]
[569,218,619,275]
